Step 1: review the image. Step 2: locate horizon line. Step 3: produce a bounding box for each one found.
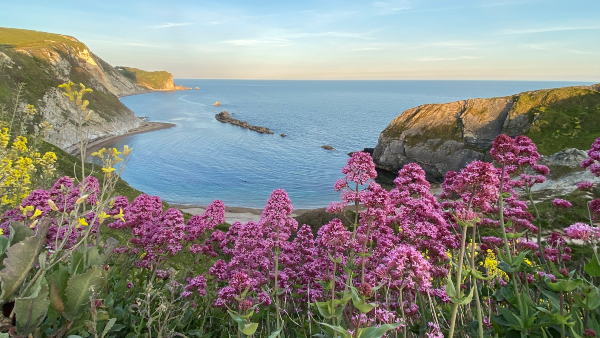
[172,78,599,82]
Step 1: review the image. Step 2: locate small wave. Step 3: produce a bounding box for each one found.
[178,96,209,106]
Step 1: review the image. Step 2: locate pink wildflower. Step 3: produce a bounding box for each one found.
[552,198,572,209]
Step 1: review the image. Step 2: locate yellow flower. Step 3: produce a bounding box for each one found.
[30,209,42,220]
[102,167,116,173]
[113,209,125,222]
[29,219,38,228]
[123,145,133,156]
[98,211,109,224]
[78,218,88,228]
[47,199,59,211]
[140,252,147,259]
[20,205,34,216]
[0,228,3,235]
[91,148,106,157]
[75,194,89,204]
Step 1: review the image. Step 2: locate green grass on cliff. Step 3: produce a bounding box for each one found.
[0,27,84,50]
[521,87,600,155]
[115,67,172,90]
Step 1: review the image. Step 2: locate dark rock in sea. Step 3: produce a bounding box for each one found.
[280,133,286,137]
[215,111,275,134]
[322,145,335,150]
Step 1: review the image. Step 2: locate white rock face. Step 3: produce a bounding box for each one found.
[41,88,141,153]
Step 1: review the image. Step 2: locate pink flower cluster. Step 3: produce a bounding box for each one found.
[581,136,600,176]
[564,223,600,243]
[1,176,104,249]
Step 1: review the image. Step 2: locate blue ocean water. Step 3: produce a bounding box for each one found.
[105,80,592,209]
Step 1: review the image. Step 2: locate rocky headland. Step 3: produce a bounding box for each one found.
[373,83,600,182]
[0,27,186,153]
[215,111,274,134]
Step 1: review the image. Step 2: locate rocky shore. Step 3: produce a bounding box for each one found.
[215,111,274,134]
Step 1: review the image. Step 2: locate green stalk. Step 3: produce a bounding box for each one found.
[448,220,470,338]
[470,225,484,338]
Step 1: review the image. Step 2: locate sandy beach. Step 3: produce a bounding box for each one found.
[85,121,176,154]
[172,204,314,223]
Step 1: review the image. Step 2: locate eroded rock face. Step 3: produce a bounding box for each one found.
[373,97,514,181]
[3,37,147,151]
[373,84,600,182]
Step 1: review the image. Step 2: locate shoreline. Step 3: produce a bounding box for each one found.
[117,88,193,98]
[85,121,176,154]
[172,203,316,223]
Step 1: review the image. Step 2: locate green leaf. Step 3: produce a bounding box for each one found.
[0,236,9,255]
[498,306,521,328]
[584,257,600,277]
[242,322,258,336]
[14,279,50,336]
[451,286,474,305]
[319,323,352,338]
[64,266,103,320]
[358,323,402,338]
[546,279,582,293]
[350,287,376,313]
[0,218,50,300]
[101,318,117,338]
[506,231,527,240]
[8,222,33,246]
[445,276,456,298]
[501,192,512,199]
[267,329,282,338]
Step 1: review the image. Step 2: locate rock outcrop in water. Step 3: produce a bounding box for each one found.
[215,111,274,134]
[372,83,600,182]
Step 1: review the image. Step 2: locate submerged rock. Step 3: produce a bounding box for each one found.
[215,111,274,134]
[322,145,335,150]
[280,133,286,137]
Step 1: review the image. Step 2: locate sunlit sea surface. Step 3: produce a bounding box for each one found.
[103,80,592,209]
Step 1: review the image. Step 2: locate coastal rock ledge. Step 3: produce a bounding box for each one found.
[215,111,274,134]
[372,83,600,182]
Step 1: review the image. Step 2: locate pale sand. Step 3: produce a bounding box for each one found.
[172,204,313,223]
[85,122,176,154]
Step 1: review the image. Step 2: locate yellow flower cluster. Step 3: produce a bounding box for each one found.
[92,146,132,178]
[480,249,509,280]
[0,127,57,208]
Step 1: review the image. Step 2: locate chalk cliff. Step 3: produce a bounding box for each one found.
[0,27,181,152]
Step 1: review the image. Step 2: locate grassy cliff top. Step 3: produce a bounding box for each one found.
[115,67,173,90]
[0,27,85,50]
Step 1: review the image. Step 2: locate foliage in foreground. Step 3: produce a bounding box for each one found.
[0,82,600,338]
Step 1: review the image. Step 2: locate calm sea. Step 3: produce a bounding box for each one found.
[103,80,592,209]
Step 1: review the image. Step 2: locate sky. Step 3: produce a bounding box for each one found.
[2,0,599,80]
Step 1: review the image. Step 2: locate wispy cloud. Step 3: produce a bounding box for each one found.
[285,31,376,40]
[86,39,171,49]
[221,38,291,47]
[417,56,478,61]
[525,43,599,55]
[500,26,600,34]
[351,47,382,51]
[373,1,411,15]
[152,22,192,29]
